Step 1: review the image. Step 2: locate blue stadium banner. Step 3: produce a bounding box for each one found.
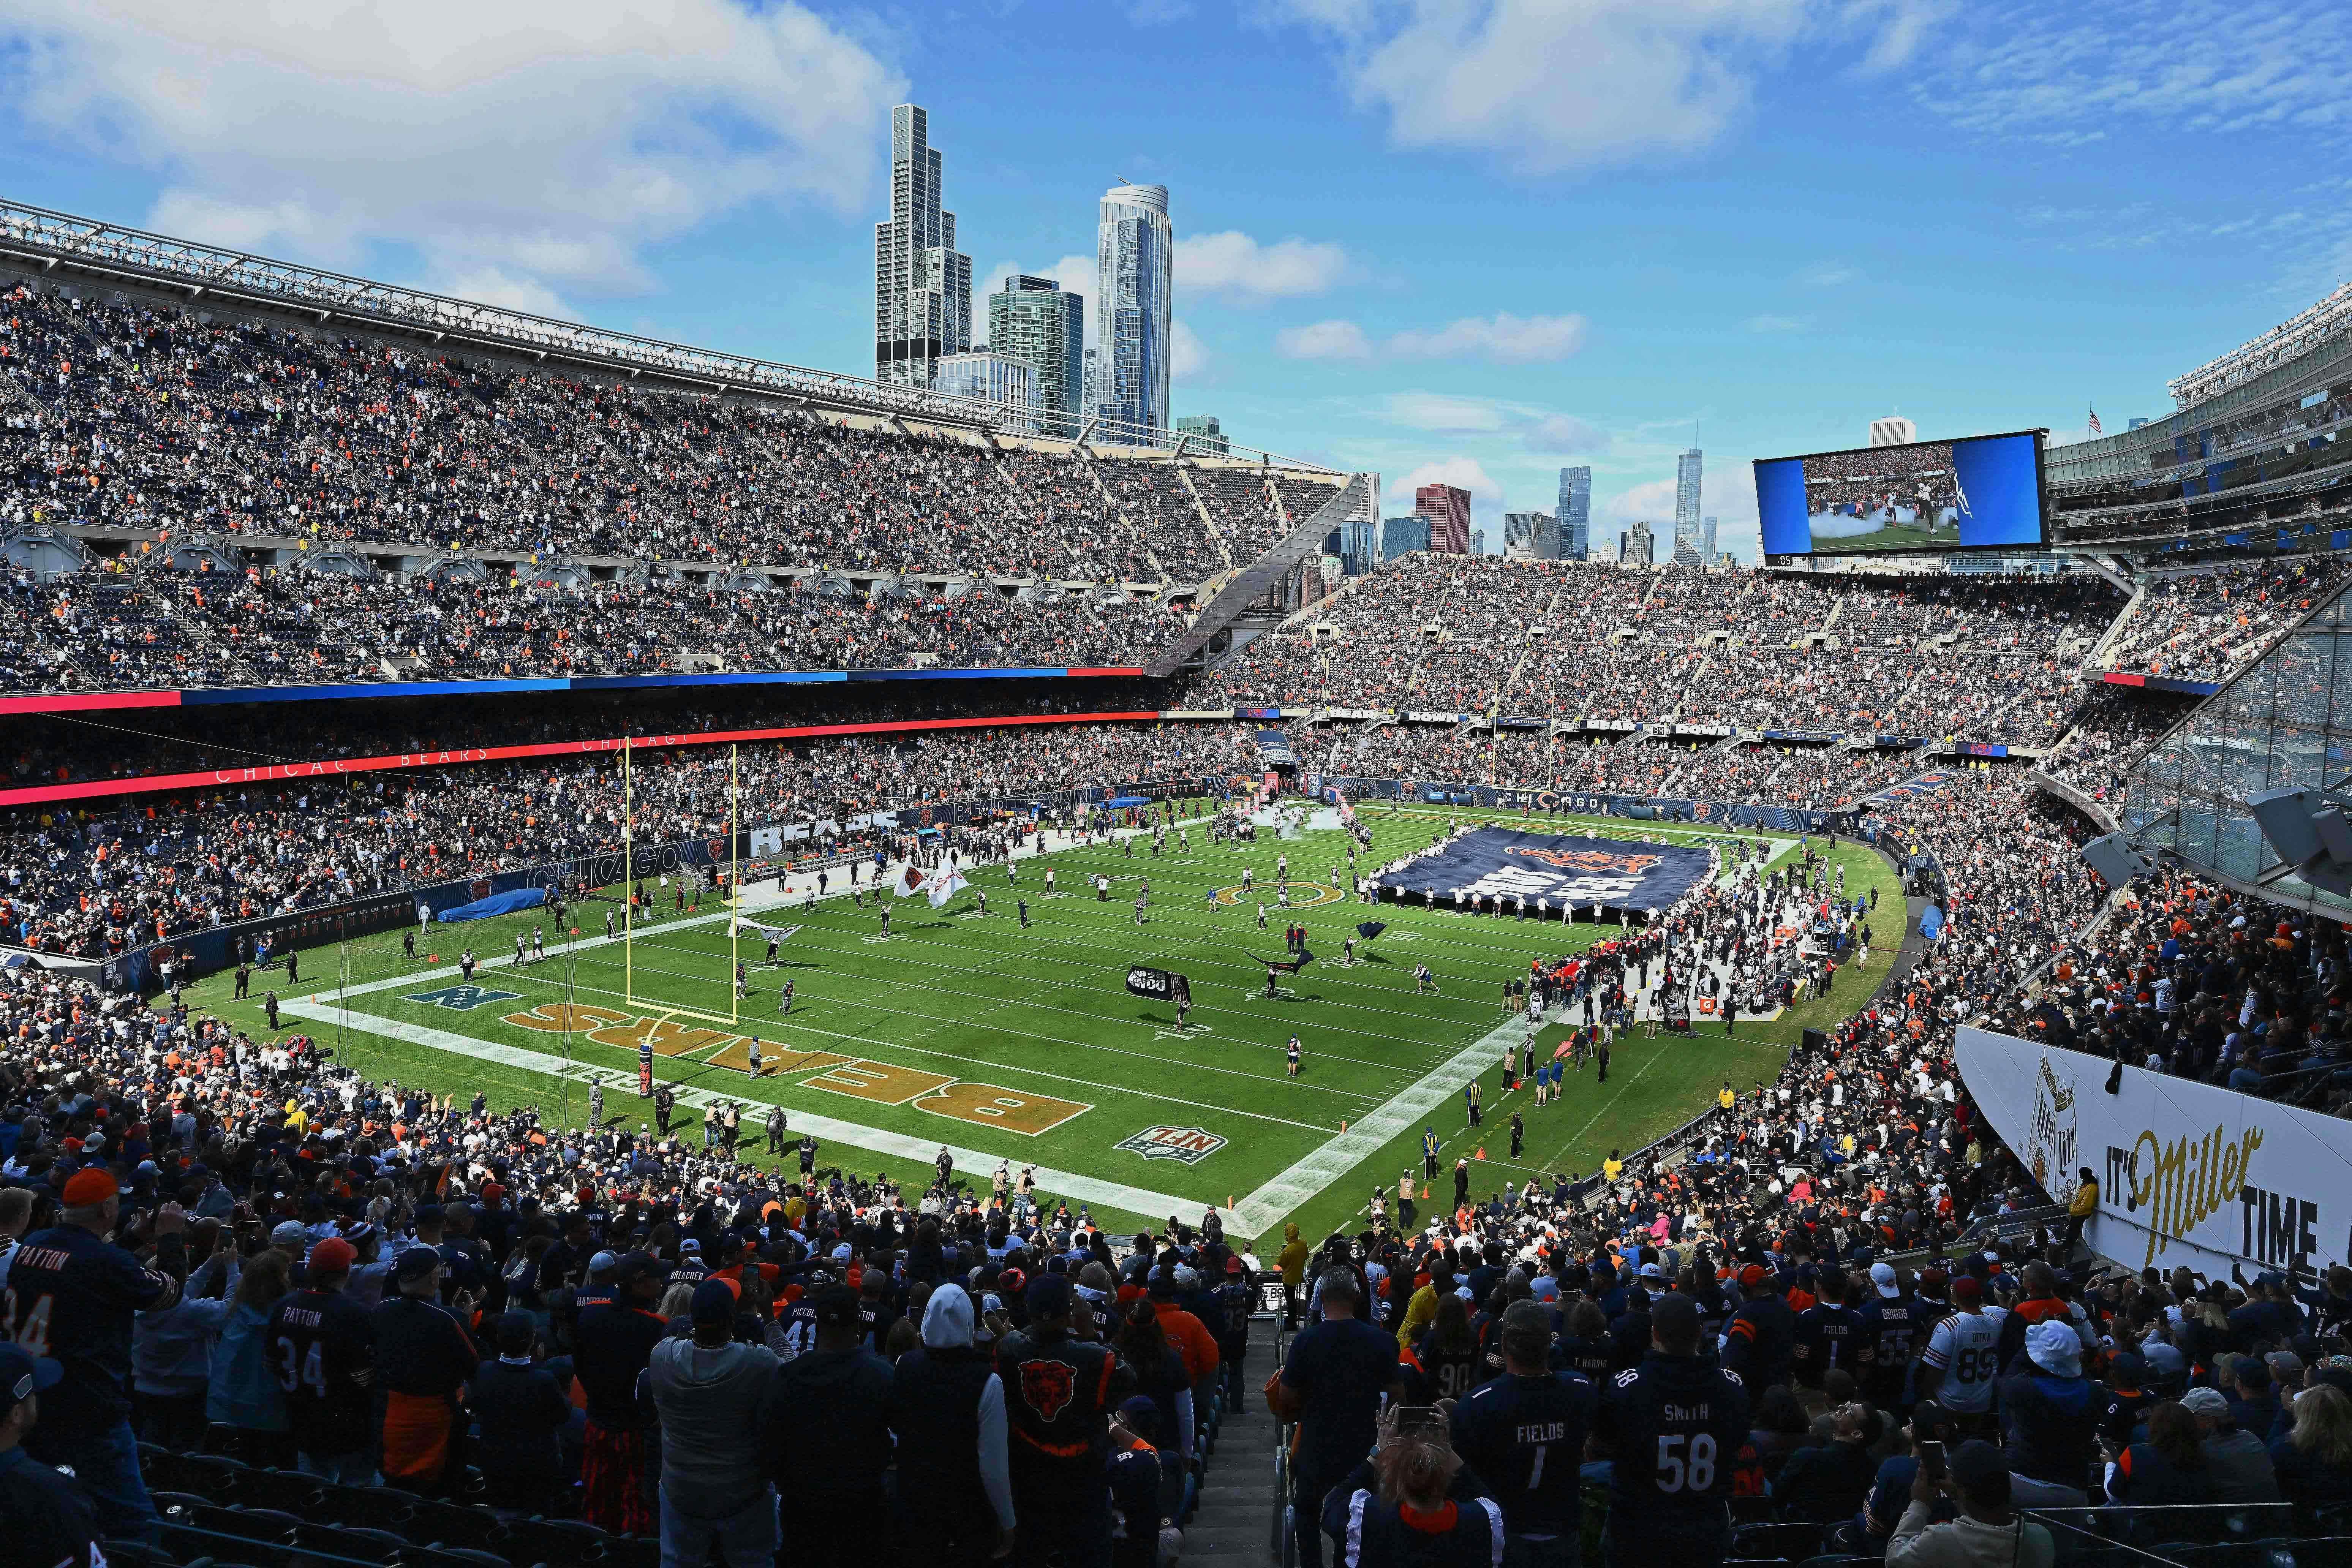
[1374,828,1712,916]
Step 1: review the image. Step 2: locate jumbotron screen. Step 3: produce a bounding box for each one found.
[1753,428,2047,560]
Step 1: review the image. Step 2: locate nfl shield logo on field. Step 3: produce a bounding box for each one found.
[1117,1125,1227,1165]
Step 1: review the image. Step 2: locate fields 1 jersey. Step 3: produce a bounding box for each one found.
[1595,1352,1751,1530]
[1449,1369,1596,1538]
[1920,1310,2001,1414]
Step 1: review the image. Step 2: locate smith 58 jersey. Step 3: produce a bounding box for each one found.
[1594,1352,1751,1534]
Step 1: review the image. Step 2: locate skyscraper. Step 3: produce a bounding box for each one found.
[1469,528,1486,556]
[933,351,1035,425]
[988,275,1083,436]
[874,105,972,389]
[1674,448,1703,541]
[1381,515,1430,561]
[1504,511,1560,560]
[1414,484,1471,555]
[1621,522,1655,566]
[1556,467,1591,560]
[1675,509,1716,562]
[1175,415,1229,455]
[1869,416,1916,447]
[1094,182,1173,443]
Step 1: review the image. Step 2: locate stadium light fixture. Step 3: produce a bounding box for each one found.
[2079,831,2155,890]
[2247,786,2352,897]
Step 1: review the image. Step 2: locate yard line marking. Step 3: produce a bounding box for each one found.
[278,998,1195,1221]
[1227,1008,1530,1236]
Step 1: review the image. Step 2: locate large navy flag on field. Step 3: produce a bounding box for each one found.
[1375,828,1712,916]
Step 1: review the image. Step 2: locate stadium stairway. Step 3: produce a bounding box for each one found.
[1180,1314,1289,1567]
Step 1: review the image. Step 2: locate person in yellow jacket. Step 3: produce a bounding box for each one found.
[1395,1252,1458,1348]
[1277,1223,1310,1329]
[2066,1167,2099,1248]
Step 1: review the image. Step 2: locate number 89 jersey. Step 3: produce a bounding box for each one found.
[1595,1352,1751,1528]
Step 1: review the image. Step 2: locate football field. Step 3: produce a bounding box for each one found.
[184,802,1904,1249]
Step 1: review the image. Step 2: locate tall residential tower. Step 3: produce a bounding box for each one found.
[874,104,972,389]
[1093,182,1173,442]
[1674,448,1703,541]
[1556,466,1591,560]
[1415,483,1471,555]
[988,275,1084,436]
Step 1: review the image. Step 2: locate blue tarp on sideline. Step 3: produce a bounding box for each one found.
[435,887,548,923]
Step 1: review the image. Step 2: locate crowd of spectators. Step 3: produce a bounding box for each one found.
[1264,757,2352,1558]
[0,280,1298,596]
[0,945,1267,1565]
[1189,559,2125,746]
[2040,688,2196,806]
[2105,557,2351,683]
[2,728,2350,1567]
[0,562,1190,694]
[0,722,1261,958]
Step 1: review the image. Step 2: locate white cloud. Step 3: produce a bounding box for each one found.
[1795,261,1860,286]
[1,0,902,304]
[433,266,574,320]
[1274,0,1837,172]
[1744,313,1808,333]
[1388,312,1587,362]
[1171,319,1210,380]
[1175,231,1348,302]
[1523,413,1609,454]
[1277,319,1375,360]
[1383,392,1512,433]
[1907,0,2352,144]
[1605,477,1682,524]
[1377,395,1609,455]
[1397,457,1506,539]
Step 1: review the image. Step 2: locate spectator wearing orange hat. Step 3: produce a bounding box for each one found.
[268,1237,377,1485]
[5,1164,190,1543]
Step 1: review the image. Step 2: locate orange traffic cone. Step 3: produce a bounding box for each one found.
[1475,1148,1486,1160]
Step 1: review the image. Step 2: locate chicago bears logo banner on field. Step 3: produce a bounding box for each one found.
[1374,828,1712,916]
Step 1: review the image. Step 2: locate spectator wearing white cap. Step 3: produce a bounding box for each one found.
[2000,1320,2100,1486]
[2179,1385,2282,1505]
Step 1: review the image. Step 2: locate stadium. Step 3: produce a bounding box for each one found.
[3,160,2352,1568]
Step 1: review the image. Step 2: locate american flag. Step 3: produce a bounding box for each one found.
[2087,407,2103,436]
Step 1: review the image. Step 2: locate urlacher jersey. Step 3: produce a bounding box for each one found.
[1595,1353,1751,1546]
[267,1288,377,1455]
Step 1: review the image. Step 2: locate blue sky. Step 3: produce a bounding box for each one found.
[2,0,2345,562]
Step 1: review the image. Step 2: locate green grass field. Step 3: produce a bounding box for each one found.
[181,801,1904,1250]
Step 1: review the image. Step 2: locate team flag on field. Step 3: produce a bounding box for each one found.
[894,864,926,897]
[926,868,970,908]
[1355,921,1387,940]
[732,920,803,945]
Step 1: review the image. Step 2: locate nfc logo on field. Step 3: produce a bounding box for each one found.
[1117,1125,1227,1164]
[406,985,525,1011]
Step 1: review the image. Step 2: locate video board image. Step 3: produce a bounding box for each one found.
[1753,429,2047,559]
